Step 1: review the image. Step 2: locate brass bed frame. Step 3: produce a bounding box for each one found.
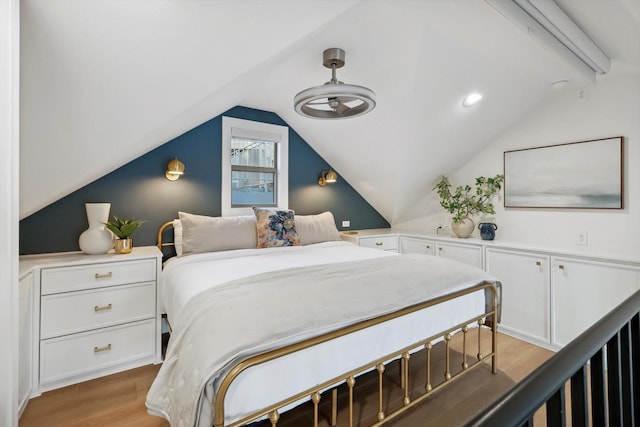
[156,221,499,427]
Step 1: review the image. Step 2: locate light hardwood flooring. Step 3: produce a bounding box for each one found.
[19,332,553,427]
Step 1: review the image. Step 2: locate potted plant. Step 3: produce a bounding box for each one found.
[104,216,146,254]
[433,174,504,238]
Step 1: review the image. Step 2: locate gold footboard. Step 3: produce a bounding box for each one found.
[214,281,499,427]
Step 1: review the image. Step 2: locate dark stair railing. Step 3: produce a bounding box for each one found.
[466,289,640,427]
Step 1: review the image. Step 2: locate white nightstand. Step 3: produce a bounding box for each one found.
[19,246,162,395]
[341,229,398,252]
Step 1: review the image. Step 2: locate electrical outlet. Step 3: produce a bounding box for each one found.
[576,232,588,245]
[342,220,350,228]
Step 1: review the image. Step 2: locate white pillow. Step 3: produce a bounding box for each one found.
[172,219,183,257]
[295,211,341,245]
[178,212,258,255]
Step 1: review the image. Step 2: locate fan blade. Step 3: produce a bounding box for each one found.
[334,103,350,115]
[307,99,331,105]
[335,96,357,103]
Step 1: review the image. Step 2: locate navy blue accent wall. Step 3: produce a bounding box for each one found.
[20,106,389,255]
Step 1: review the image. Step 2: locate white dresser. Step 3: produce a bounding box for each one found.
[19,246,162,396]
[345,229,640,351]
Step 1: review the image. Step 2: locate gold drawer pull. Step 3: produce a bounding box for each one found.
[94,344,112,353]
[94,303,112,312]
[375,242,384,246]
[438,247,443,251]
[426,245,431,249]
[535,261,542,266]
[558,264,565,270]
[95,272,113,280]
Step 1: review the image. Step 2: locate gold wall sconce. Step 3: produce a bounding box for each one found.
[165,158,185,181]
[318,169,337,186]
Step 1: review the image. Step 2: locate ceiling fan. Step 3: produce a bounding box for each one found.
[294,48,376,120]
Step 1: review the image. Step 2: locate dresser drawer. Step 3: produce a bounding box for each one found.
[41,258,156,295]
[358,235,398,251]
[39,319,155,387]
[41,282,156,339]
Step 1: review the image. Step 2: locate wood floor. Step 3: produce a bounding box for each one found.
[19,332,553,427]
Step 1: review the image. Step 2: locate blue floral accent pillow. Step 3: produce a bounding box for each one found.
[253,207,301,248]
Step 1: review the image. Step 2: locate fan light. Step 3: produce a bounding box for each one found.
[294,48,376,120]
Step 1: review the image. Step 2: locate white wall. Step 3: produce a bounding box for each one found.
[396,74,640,261]
[0,0,20,426]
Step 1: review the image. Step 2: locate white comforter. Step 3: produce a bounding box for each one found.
[146,241,497,427]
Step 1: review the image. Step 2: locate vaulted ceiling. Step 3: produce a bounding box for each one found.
[20,0,640,223]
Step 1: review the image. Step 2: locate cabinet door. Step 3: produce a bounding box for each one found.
[435,242,483,268]
[552,257,640,347]
[398,236,435,255]
[486,249,550,345]
[19,273,33,414]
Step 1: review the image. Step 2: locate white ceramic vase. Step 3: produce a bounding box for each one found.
[79,203,114,254]
[451,217,474,238]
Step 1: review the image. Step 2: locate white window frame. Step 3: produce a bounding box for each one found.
[221,116,288,217]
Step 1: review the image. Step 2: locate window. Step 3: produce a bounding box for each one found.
[221,117,288,216]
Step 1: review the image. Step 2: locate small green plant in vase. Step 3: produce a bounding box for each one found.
[104,216,146,254]
[433,174,504,238]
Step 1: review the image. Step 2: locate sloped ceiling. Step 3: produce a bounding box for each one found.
[20,0,640,223]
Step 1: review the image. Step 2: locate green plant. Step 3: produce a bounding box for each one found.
[104,216,146,239]
[433,174,504,222]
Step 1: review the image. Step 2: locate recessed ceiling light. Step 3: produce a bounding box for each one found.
[462,92,483,108]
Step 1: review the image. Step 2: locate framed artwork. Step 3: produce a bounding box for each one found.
[503,136,624,209]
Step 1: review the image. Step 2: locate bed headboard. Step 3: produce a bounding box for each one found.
[157,220,176,261]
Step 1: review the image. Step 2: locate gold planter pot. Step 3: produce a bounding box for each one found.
[114,238,133,254]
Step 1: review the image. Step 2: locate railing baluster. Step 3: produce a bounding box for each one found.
[620,322,633,425]
[632,313,640,426]
[570,365,588,426]
[546,387,566,427]
[607,332,623,426]
[590,348,607,426]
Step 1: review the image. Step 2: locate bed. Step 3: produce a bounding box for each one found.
[145,210,500,427]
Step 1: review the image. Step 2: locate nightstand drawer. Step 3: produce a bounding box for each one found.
[39,319,155,387]
[41,259,156,295]
[358,235,398,251]
[41,282,156,339]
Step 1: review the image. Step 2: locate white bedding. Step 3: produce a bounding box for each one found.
[147,241,497,427]
[158,241,396,328]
